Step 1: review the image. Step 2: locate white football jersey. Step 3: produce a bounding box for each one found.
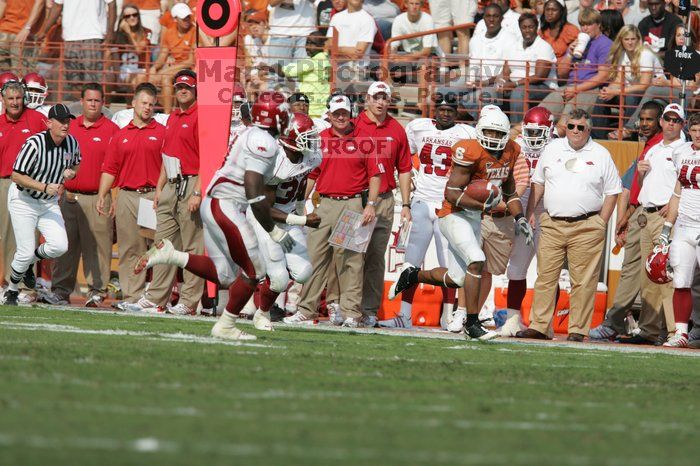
[207,126,279,204]
[673,142,700,227]
[266,146,322,213]
[406,118,477,203]
[228,120,247,147]
[515,135,545,178]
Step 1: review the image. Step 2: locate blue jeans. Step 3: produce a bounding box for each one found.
[267,35,308,67]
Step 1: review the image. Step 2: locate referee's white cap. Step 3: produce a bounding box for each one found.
[48,103,75,120]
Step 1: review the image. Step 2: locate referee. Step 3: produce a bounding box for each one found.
[3,104,81,306]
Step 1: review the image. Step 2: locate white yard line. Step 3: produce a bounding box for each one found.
[3,306,700,357]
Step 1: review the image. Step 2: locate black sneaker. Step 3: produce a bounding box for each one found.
[465,320,499,341]
[4,290,19,306]
[269,304,286,322]
[388,263,419,300]
[23,267,36,289]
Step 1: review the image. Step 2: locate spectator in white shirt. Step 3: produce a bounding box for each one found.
[326,0,377,66]
[516,109,621,342]
[268,0,316,66]
[390,0,437,58]
[473,0,522,41]
[501,13,557,123]
[427,0,476,54]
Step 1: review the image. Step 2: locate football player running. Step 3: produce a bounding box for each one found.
[658,112,700,347]
[246,112,323,331]
[134,91,294,341]
[379,92,476,329]
[499,106,556,335]
[388,108,534,340]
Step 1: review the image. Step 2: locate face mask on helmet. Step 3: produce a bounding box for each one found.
[476,110,510,151]
[281,127,320,153]
[25,87,47,109]
[522,123,551,150]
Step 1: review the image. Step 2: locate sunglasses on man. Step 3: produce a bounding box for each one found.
[566,123,587,131]
[663,114,683,124]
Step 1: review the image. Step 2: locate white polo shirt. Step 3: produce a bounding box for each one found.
[505,36,558,89]
[532,137,622,217]
[54,0,114,42]
[468,28,513,82]
[638,137,686,208]
[327,9,377,62]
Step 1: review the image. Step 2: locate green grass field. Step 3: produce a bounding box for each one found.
[1,306,699,466]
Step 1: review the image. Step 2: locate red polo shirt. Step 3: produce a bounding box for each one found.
[0,108,47,177]
[309,126,381,197]
[162,103,199,175]
[629,132,664,206]
[353,111,412,194]
[65,115,119,193]
[102,119,165,189]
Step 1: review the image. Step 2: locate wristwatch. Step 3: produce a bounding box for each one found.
[367,200,376,207]
[192,190,202,197]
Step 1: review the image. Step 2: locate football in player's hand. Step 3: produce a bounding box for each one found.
[465,179,501,203]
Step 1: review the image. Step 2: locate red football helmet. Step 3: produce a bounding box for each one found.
[645,244,673,284]
[22,72,48,109]
[251,91,291,135]
[280,112,320,153]
[522,106,554,150]
[0,72,20,93]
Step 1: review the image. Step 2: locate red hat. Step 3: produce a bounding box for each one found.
[174,73,196,88]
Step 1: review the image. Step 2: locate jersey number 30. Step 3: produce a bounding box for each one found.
[419,143,451,176]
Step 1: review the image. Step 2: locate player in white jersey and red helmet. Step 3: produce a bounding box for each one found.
[228,84,249,146]
[135,91,294,341]
[379,92,476,329]
[246,112,323,330]
[22,73,51,117]
[500,106,555,335]
[657,112,700,348]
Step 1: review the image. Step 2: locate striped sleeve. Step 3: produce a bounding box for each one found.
[69,136,81,166]
[13,136,39,175]
[513,155,530,188]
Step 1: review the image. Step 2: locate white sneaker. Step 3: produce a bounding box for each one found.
[39,290,69,305]
[239,297,256,319]
[253,309,273,331]
[327,303,344,326]
[588,324,618,341]
[378,314,413,329]
[359,315,377,328]
[85,295,104,308]
[283,311,315,325]
[663,332,689,348]
[448,309,466,333]
[341,317,359,328]
[123,297,162,313]
[134,239,186,274]
[497,309,526,337]
[167,303,195,316]
[440,308,452,330]
[211,311,257,341]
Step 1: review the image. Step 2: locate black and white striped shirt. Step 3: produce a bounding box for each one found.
[13,131,81,200]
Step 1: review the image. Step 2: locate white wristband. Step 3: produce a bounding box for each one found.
[286,214,307,226]
[269,225,286,242]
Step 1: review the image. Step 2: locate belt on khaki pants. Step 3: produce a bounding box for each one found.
[550,211,598,222]
[122,186,156,194]
[643,205,665,213]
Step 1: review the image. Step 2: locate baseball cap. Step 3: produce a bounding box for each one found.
[171,3,192,19]
[367,81,391,97]
[434,92,459,110]
[328,95,352,114]
[245,9,268,23]
[480,104,501,116]
[174,72,196,88]
[288,92,310,105]
[48,103,75,120]
[662,103,685,120]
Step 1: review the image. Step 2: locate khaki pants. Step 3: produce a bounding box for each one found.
[602,206,642,333]
[0,178,16,284]
[540,90,599,120]
[297,197,365,319]
[638,210,675,339]
[52,192,113,300]
[529,213,607,336]
[0,31,38,70]
[115,189,154,302]
[481,214,515,275]
[145,179,204,308]
[361,192,395,316]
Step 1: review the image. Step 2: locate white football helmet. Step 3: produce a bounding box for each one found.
[476,108,510,151]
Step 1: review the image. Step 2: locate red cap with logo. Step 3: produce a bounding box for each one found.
[174,74,196,88]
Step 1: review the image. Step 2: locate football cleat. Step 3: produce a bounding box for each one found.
[23,267,36,289]
[3,289,19,306]
[239,298,256,319]
[448,309,466,333]
[465,320,500,341]
[388,263,419,300]
[134,239,185,274]
[663,332,688,348]
[211,311,257,341]
[252,309,273,331]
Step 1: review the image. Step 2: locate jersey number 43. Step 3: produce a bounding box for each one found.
[419,143,452,176]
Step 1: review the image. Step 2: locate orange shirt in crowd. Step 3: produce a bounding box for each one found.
[437,139,521,218]
[539,22,579,59]
[131,0,161,10]
[161,25,196,62]
[0,0,34,34]
[160,0,198,29]
[243,0,269,13]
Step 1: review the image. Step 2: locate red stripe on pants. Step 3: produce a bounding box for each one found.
[210,198,257,279]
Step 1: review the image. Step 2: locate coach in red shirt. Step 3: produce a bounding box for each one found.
[138,70,204,315]
[291,94,381,326]
[49,83,119,307]
[0,80,47,289]
[353,81,412,325]
[97,83,165,306]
